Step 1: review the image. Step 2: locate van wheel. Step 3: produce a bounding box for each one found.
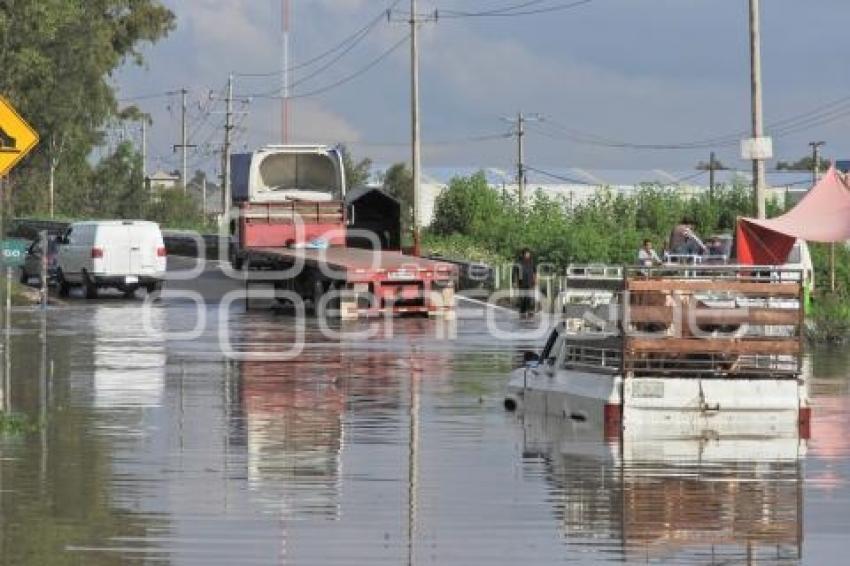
[83,272,98,299]
[123,286,137,299]
[57,270,70,298]
[146,281,163,294]
[19,270,29,285]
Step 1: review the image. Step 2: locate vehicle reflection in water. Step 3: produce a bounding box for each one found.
[92,306,166,410]
[522,413,805,564]
[239,355,345,518]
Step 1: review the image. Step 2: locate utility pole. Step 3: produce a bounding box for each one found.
[410,0,422,256]
[141,119,147,187]
[810,141,834,291]
[517,112,526,204]
[223,74,234,224]
[708,151,717,203]
[748,0,768,219]
[282,0,291,144]
[502,112,542,205]
[181,89,188,191]
[173,88,196,194]
[810,141,825,187]
[202,176,207,218]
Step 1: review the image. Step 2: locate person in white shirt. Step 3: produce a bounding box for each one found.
[637,239,661,266]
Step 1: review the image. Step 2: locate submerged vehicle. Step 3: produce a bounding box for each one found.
[506,264,810,438]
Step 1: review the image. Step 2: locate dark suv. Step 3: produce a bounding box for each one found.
[19,237,59,286]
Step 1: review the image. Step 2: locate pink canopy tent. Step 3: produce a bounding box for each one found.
[737,166,850,265]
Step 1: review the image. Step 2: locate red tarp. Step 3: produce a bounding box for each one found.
[737,166,850,265]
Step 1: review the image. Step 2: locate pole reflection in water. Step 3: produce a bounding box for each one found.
[522,413,806,564]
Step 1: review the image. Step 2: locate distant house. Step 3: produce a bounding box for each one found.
[146,170,180,194]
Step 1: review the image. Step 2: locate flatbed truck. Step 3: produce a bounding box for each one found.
[230,145,456,319]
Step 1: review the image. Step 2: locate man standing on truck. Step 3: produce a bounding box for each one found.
[517,248,537,317]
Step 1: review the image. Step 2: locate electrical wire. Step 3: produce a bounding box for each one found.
[246,34,410,100]
[437,0,594,18]
[235,0,403,79]
[524,165,595,185]
[529,93,850,151]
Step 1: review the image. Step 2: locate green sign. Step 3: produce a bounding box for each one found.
[0,239,28,267]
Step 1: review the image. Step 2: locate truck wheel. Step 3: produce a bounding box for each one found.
[19,270,29,285]
[231,251,244,271]
[83,272,98,300]
[123,286,137,299]
[146,281,163,294]
[57,270,70,298]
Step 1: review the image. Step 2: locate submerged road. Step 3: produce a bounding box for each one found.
[0,256,847,564]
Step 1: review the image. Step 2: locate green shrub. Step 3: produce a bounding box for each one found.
[808,293,850,342]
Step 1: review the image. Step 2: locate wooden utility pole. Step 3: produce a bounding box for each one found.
[749,0,767,219]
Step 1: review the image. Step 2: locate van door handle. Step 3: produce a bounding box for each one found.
[130,246,140,250]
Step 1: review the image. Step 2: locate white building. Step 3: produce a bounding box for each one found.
[412,167,813,226]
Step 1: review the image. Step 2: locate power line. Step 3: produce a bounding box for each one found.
[435,0,595,18]
[234,0,403,79]
[529,94,850,151]
[245,34,410,100]
[116,91,176,103]
[524,165,595,185]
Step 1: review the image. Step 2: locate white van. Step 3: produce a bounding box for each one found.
[57,220,166,298]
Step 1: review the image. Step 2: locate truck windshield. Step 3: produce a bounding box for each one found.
[258,152,342,199]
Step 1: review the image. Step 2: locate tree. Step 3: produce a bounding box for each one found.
[338,145,372,189]
[381,163,413,227]
[776,156,831,171]
[0,1,175,217]
[88,141,145,219]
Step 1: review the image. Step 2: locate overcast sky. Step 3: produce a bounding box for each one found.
[115,0,850,177]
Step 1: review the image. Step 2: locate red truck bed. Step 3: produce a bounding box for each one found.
[245,246,458,318]
[251,246,452,276]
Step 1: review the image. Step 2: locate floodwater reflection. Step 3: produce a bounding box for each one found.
[0,301,847,564]
[523,414,805,563]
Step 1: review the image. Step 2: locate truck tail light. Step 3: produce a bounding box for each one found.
[156,246,167,258]
[91,247,104,259]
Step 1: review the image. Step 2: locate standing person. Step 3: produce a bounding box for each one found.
[637,239,661,266]
[517,248,537,317]
[669,218,708,257]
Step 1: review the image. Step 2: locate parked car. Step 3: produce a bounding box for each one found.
[19,236,59,286]
[56,220,167,299]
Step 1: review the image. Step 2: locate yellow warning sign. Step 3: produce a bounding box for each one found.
[0,96,38,176]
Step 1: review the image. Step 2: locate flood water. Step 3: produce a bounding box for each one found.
[0,297,849,565]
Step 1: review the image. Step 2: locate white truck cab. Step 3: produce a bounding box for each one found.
[57,220,166,298]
